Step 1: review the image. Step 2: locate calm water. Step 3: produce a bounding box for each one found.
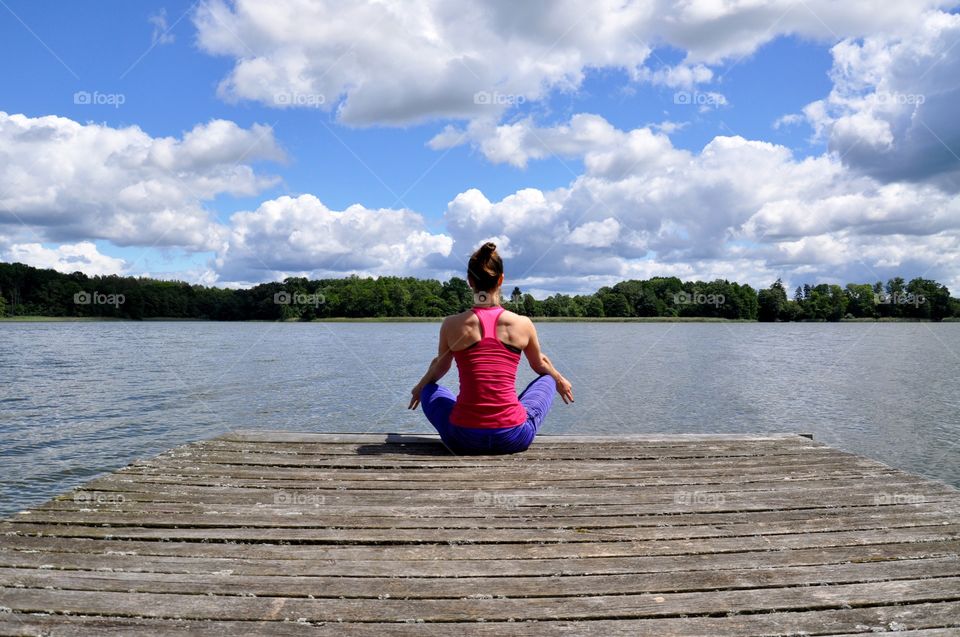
[1,321,958,515]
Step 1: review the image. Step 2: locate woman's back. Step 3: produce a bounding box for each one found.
[449,306,527,428]
[445,306,528,353]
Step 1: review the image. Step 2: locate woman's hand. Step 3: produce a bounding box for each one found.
[555,375,574,404]
[409,382,425,410]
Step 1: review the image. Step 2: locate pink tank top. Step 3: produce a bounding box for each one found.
[449,306,527,429]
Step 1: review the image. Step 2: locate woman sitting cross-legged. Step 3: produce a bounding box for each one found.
[408,242,574,454]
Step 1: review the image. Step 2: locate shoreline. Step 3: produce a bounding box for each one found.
[2,315,956,323]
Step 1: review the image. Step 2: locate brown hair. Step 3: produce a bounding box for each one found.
[467,242,503,292]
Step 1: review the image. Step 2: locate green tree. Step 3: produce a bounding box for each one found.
[905,278,952,321]
[584,295,604,317]
[600,292,631,317]
[522,293,538,316]
[845,283,877,318]
[757,279,788,321]
[510,286,523,311]
[442,277,472,314]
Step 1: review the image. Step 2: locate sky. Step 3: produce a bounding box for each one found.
[1,0,959,297]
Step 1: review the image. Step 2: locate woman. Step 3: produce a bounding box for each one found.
[408,242,574,454]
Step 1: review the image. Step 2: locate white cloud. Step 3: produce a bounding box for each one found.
[149,9,176,46]
[215,194,453,282]
[193,0,951,126]
[429,113,680,171]
[4,242,128,276]
[194,0,651,125]
[804,10,960,189]
[650,120,689,135]
[432,114,960,293]
[0,112,284,250]
[568,218,622,248]
[632,63,713,89]
[656,0,953,63]
[773,113,804,129]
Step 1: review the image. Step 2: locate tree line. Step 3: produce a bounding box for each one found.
[0,261,957,321]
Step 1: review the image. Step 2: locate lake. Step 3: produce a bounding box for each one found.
[1,321,958,516]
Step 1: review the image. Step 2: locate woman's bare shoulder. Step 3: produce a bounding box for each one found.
[444,310,477,328]
[499,309,532,326]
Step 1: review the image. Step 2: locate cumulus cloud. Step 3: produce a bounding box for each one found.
[3,242,128,276]
[0,112,284,250]
[429,113,680,170]
[568,218,622,248]
[6,107,956,294]
[804,10,960,189]
[215,194,453,283]
[433,114,960,293]
[652,0,951,63]
[194,0,650,124]
[192,0,951,125]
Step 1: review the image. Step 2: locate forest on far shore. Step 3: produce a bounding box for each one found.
[1,261,958,322]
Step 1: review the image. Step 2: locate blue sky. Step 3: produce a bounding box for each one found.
[1,1,958,294]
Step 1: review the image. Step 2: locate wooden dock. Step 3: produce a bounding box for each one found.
[1,432,959,635]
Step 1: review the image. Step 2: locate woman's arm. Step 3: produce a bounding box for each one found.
[522,318,574,404]
[408,319,454,410]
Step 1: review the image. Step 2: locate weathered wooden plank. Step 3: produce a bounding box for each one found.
[15,503,958,531]
[4,556,959,599]
[7,510,958,544]
[87,471,913,495]
[124,455,895,481]
[25,499,960,527]
[148,448,854,467]
[118,461,900,483]
[1,602,957,636]
[6,519,960,546]
[77,471,942,498]
[3,524,959,560]
[3,576,960,622]
[3,539,958,578]
[36,484,953,512]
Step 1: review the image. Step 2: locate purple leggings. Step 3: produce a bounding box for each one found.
[420,375,556,454]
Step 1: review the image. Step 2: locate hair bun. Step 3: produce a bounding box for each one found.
[468,241,504,294]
